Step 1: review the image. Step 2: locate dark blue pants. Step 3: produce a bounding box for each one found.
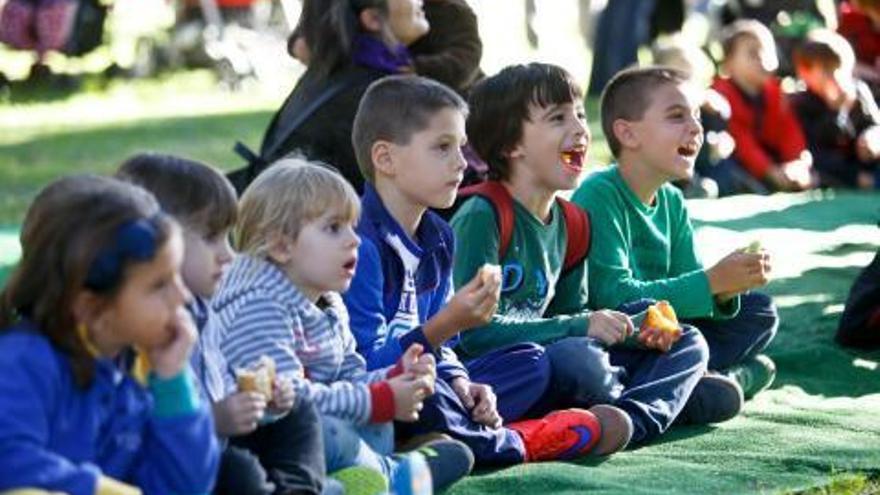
[398,343,550,465]
[684,291,778,371]
[216,397,326,495]
[537,324,708,445]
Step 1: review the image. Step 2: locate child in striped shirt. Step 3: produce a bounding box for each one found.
[212,159,474,494]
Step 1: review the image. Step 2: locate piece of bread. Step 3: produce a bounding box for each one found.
[236,355,276,400]
[641,301,681,337]
[745,240,762,254]
[479,263,501,285]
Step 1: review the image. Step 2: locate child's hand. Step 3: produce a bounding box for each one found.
[213,391,267,436]
[387,373,435,422]
[400,344,437,380]
[857,126,880,162]
[637,326,678,352]
[147,307,197,379]
[587,310,632,346]
[443,268,501,331]
[267,377,296,415]
[451,377,502,429]
[707,249,771,296]
[777,155,814,191]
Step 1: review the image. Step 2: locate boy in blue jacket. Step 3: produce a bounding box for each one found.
[344,75,630,465]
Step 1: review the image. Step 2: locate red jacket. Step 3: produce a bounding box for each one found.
[711,77,807,179]
[838,2,880,68]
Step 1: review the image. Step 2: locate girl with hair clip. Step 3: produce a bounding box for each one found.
[231,0,430,194]
[0,175,218,495]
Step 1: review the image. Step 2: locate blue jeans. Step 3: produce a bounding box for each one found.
[322,417,396,480]
[684,291,778,371]
[537,299,709,444]
[395,375,526,466]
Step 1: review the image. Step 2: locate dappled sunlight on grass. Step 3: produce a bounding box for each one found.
[0,71,282,142]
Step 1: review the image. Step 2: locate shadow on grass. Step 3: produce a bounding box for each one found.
[0,109,273,224]
[766,264,880,398]
[695,194,880,232]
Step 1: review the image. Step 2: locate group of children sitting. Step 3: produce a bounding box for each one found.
[678,18,880,196]
[0,60,782,494]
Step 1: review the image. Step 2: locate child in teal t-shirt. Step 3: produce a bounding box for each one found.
[572,66,778,401]
[452,63,734,446]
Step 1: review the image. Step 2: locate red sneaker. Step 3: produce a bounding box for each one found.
[508,408,601,462]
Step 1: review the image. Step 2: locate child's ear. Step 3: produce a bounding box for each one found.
[613,118,640,150]
[372,140,395,177]
[266,231,294,265]
[358,7,384,33]
[71,290,105,329]
[506,142,526,162]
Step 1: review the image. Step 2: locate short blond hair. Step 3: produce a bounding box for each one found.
[235,158,360,257]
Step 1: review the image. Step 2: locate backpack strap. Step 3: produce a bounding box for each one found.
[557,197,591,274]
[458,181,515,260]
[458,182,591,272]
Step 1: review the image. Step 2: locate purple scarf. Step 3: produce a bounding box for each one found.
[351,34,413,74]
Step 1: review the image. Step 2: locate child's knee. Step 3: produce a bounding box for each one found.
[322,416,362,470]
[676,325,711,369]
[547,337,621,403]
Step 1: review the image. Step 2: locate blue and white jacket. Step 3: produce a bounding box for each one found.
[189,296,234,406]
[0,323,219,495]
[212,255,400,425]
[343,184,468,383]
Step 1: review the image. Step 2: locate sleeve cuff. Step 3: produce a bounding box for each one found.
[398,326,436,356]
[714,294,741,319]
[368,381,395,423]
[149,368,201,418]
[387,361,405,379]
[568,314,591,339]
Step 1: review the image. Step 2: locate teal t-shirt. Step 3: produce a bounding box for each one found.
[450,195,591,359]
[571,165,738,319]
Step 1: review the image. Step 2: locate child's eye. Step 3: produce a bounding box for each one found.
[436,142,452,153]
[325,222,341,234]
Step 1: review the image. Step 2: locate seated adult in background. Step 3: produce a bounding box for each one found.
[230,0,429,194]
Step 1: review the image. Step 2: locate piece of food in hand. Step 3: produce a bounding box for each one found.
[236,355,276,400]
[638,301,683,350]
[478,263,502,285]
[744,240,762,254]
[641,302,681,335]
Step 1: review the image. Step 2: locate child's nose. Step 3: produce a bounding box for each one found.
[171,274,191,306]
[455,147,467,171]
[217,239,234,264]
[347,227,361,248]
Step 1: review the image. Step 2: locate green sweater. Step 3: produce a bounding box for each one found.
[450,195,591,359]
[571,165,738,319]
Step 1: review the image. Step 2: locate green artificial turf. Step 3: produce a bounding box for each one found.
[448,190,880,495]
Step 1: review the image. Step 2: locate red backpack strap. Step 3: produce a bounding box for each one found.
[458,181,515,260]
[557,197,591,274]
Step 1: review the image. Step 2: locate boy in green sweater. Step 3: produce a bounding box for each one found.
[451,63,740,446]
[572,66,778,401]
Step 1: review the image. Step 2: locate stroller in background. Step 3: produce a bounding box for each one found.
[162,0,299,88]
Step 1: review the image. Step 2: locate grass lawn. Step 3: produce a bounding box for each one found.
[1,72,879,495]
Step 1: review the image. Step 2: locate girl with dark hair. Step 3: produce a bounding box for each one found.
[0,175,218,494]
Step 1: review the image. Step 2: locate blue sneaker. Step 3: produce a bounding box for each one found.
[390,451,432,495]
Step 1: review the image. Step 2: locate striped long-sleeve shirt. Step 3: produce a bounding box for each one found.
[212,255,398,425]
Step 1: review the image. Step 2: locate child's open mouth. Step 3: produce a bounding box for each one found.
[560,147,587,174]
[343,257,357,274]
[677,142,699,157]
